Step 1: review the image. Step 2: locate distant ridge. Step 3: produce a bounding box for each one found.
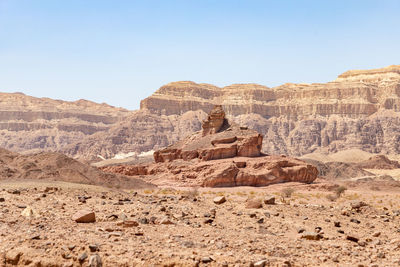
[1,65,400,160]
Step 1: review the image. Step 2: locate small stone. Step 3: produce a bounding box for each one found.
[257,218,264,224]
[31,234,40,240]
[204,218,214,224]
[139,218,149,224]
[88,254,102,267]
[0,197,4,202]
[334,221,341,227]
[213,196,226,204]
[346,235,359,242]
[358,240,367,247]
[350,201,367,210]
[8,189,20,195]
[78,252,88,262]
[249,212,257,218]
[72,209,95,223]
[264,196,275,205]
[350,218,360,224]
[297,228,306,234]
[373,231,381,237]
[119,220,139,227]
[21,206,38,218]
[160,217,174,225]
[301,232,323,240]
[5,250,22,265]
[245,198,262,209]
[201,256,213,263]
[253,259,268,267]
[89,244,98,252]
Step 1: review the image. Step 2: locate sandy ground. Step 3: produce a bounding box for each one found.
[1,179,400,266]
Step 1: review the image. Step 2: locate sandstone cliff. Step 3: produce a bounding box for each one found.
[2,65,400,160]
[139,65,400,157]
[0,93,131,155]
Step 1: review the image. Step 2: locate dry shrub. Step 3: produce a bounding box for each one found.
[334,185,347,197]
[326,194,338,202]
[182,187,199,200]
[281,187,295,198]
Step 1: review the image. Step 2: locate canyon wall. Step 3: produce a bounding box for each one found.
[1,65,400,160]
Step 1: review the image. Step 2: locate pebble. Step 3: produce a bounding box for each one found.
[160,217,174,225]
[89,254,102,267]
[89,244,99,252]
[201,256,213,263]
[301,232,323,240]
[78,252,88,262]
[213,196,226,204]
[346,235,359,243]
[253,259,268,267]
[21,206,38,218]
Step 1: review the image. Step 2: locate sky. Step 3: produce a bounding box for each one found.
[0,0,400,110]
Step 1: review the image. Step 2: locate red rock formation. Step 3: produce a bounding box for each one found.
[102,106,318,187]
[153,106,263,163]
[202,105,225,136]
[101,155,318,187]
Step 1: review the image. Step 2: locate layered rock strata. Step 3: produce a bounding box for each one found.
[101,155,318,187]
[102,106,318,187]
[154,106,263,163]
[2,65,400,160]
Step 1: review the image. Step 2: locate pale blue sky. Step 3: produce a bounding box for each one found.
[0,0,399,110]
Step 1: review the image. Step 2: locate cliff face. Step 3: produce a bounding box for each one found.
[0,93,131,153]
[137,65,400,157]
[141,65,400,119]
[1,65,400,160]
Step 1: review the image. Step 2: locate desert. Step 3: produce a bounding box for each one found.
[2,1,400,265]
[2,94,400,266]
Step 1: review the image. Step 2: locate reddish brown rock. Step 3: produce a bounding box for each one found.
[102,106,318,188]
[153,106,263,163]
[245,198,263,209]
[72,209,96,223]
[202,105,226,136]
[102,155,318,188]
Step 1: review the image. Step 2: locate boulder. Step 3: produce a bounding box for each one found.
[213,196,226,204]
[72,209,96,223]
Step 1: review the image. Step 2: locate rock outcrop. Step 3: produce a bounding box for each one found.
[355,155,400,169]
[2,65,400,160]
[102,155,318,187]
[102,106,318,187]
[0,93,131,157]
[0,148,155,189]
[153,106,263,163]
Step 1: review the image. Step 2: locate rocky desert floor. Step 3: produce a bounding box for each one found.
[1,180,400,267]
